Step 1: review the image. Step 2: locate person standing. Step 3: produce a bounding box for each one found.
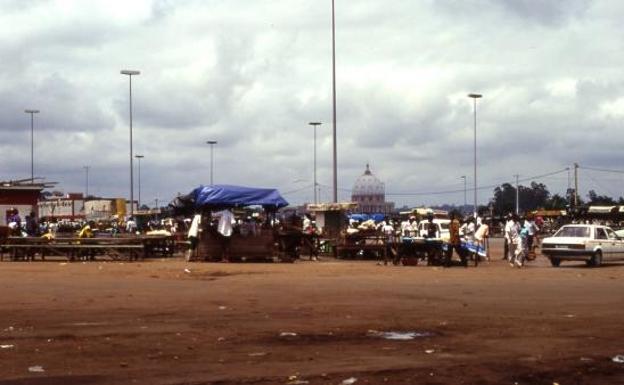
[25,212,39,236]
[514,223,529,267]
[446,213,464,267]
[474,219,490,261]
[382,219,397,265]
[425,214,438,239]
[503,214,513,260]
[524,216,539,252]
[506,215,521,267]
[126,217,137,233]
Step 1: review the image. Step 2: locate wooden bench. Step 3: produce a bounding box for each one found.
[336,234,387,260]
[1,237,145,261]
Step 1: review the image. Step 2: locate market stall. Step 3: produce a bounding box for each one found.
[170,184,291,262]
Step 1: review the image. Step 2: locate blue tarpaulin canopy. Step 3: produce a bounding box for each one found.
[172,184,288,211]
[348,213,386,223]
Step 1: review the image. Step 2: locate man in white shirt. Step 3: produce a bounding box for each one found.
[524,217,539,251]
[126,217,137,233]
[505,215,521,266]
[400,216,416,237]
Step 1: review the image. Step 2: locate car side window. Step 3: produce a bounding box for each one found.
[595,228,608,240]
[606,228,617,240]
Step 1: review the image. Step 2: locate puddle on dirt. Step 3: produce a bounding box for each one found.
[367,330,435,340]
[68,322,109,327]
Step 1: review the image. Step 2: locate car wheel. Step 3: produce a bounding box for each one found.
[590,251,603,267]
[550,257,561,267]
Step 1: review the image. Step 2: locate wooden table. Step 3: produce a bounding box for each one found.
[0,235,172,262]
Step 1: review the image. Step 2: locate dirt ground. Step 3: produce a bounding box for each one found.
[0,238,623,385]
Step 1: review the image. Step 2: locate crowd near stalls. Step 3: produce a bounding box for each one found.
[169,184,307,262]
[0,205,178,262]
[330,207,489,267]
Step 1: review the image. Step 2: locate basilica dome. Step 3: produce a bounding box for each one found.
[352,164,385,197]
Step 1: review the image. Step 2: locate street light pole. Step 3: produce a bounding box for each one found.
[514,174,520,215]
[309,122,322,204]
[331,0,338,203]
[135,155,144,209]
[206,140,217,185]
[24,109,40,183]
[84,166,90,197]
[120,69,140,218]
[468,93,482,217]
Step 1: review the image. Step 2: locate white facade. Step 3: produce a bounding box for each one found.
[38,198,85,219]
[351,164,395,214]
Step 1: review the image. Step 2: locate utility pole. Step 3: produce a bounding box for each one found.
[331,0,338,203]
[84,166,90,197]
[574,163,579,207]
[514,174,520,215]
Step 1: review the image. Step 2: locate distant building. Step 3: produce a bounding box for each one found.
[0,179,52,225]
[38,193,86,221]
[351,164,395,214]
[39,194,136,222]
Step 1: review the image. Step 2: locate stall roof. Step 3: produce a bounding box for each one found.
[588,206,617,214]
[171,184,288,212]
[306,202,358,212]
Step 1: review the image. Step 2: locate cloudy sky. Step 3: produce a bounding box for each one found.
[2,0,624,208]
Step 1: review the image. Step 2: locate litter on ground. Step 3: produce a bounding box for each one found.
[367,330,434,340]
[612,355,624,363]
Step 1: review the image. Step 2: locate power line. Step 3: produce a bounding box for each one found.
[579,165,624,174]
[281,184,315,195]
[382,168,570,197]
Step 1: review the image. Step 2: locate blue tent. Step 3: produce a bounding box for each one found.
[348,213,386,223]
[172,184,288,211]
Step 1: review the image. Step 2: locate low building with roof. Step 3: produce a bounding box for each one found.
[0,178,54,225]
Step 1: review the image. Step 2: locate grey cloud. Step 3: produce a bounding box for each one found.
[0,74,115,134]
[433,0,591,26]
[498,0,591,25]
[3,1,624,208]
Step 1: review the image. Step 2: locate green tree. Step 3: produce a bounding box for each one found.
[586,190,616,205]
[545,193,567,209]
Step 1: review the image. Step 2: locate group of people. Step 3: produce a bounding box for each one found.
[447,213,490,267]
[503,214,540,268]
[6,208,39,237]
[345,212,490,267]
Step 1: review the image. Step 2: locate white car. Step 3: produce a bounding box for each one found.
[417,219,450,242]
[541,224,624,267]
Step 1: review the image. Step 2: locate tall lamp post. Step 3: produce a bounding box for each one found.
[309,122,322,204]
[206,140,217,185]
[468,93,482,217]
[24,109,40,183]
[135,155,144,209]
[120,69,140,218]
[514,174,520,215]
[331,0,338,203]
[84,166,90,197]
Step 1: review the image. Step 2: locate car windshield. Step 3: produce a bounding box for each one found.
[554,226,590,238]
[439,223,449,230]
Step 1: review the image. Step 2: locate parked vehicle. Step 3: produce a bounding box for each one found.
[541,224,624,267]
[417,219,450,242]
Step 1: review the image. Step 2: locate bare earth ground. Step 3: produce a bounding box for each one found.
[0,238,623,385]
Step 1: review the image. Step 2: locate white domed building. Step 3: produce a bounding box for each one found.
[351,164,395,214]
